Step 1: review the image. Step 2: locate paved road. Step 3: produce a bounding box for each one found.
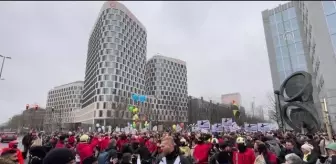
[0,136,24,150]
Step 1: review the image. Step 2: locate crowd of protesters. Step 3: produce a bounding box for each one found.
[0,129,335,164]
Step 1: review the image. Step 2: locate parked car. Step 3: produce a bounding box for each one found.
[0,132,17,142]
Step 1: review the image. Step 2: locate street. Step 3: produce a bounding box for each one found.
[0,136,24,150]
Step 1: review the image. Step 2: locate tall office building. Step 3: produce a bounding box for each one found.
[45,81,83,130]
[262,2,324,125]
[262,2,309,89]
[145,55,188,122]
[79,1,147,126]
[296,1,336,131]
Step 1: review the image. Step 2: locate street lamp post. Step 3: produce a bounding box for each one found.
[0,55,12,79]
[274,90,285,132]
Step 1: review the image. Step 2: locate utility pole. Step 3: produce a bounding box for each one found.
[252,97,256,118]
[321,98,333,140]
[0,55,11,79]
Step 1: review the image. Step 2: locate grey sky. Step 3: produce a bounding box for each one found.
[0,1,287,123]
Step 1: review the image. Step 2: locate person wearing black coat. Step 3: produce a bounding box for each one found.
[279,140,303,163]
[22,132,33,159]
[209,141,232,164]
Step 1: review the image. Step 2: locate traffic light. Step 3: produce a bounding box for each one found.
[26,104,29,110]
[34,105,38,110]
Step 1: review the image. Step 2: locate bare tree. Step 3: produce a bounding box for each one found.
[266,92,282,128]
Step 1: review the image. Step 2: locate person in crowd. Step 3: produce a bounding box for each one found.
[319,133,334,157]
[116,133,129,152]
[99,134,110,152]
[145,136,158,155]
[179,138,191,157]
[284,153,303,164]
[22,132,34,159]
[28,145,47,164]
[0,157,16,164]
[245,136,254,149]
[134,139,152,164]
[300,143,317,164]
[76,134,99,164]
[43,148,76,164]
[55,135,66,148]
[82,156,98,164]
[316,142,336,164]
[279,140,302,163]
[232,137,255,164]
[98,140,117,164]
[209,141,232,164]
[68,132,76,148]
[31,137,43,148]
[120,153,132,164]
[264,135,281,157]
[305,133,320,155]
[254,140,277,164]
[0,148,19,164]
[156,136,191,164]
[193,134,211,164]
[8,140,24,164]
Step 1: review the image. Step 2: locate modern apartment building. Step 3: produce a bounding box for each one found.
[262,2,323,123]
[78,1,147,126]
[295,1,336,131]
[145,55,188,123]
[45,81,83,130]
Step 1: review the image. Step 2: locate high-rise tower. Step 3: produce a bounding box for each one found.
[145,55,188,123]
[262,2,323,127]
[78,1,147,126]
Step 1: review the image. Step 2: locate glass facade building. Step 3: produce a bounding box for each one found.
[322,1,336,55]
[268,7,307,83]
[262,2,323,127]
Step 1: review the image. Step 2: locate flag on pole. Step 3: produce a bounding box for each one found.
[232,100,240,119]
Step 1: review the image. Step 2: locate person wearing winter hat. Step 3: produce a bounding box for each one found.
[76,134,99,164]
[28,145,47,164]
[43,148,75,164]
[301,143,317,163]
[179,138,191,157]
[317,142,336,164]
[0,148,18,163]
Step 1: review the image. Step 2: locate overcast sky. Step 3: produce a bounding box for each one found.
[0,1,287,123]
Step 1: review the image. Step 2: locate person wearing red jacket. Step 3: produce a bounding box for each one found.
[55,135,66,148]
[68,132,76,147]
[76,134,99,164]
[193,135,211,164]
[232,137,255,164]
[99,134,110,152]
[116,133,129,151]
[8,140,24,164]
[145,136,157,154]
